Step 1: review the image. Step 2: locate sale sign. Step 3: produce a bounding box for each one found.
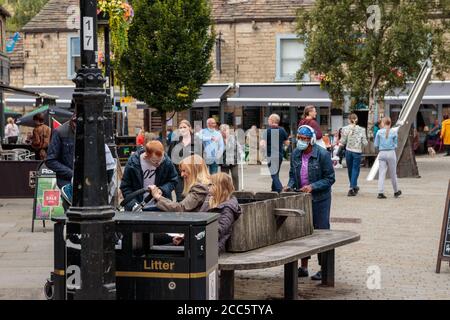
[43,190,61,207]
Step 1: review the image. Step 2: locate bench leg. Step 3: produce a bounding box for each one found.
[284,261,298,300]
[321,249,335,287]
[219,270,235,300]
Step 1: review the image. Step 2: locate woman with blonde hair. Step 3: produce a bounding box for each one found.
[5,117,19,144]
[168,119,203,201]
[200,173,242,253]
[374,117,401,199]
[340,113,368,196]
[150,154,210,212]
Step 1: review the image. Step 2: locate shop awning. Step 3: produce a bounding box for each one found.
[136,84,232,109]
[5,85,72,108]
[192,84,232,108]
[228,83,332,107]
[385,81,450,104]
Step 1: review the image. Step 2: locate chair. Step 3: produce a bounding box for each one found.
[11,149,34,161]
[0,151,18,161]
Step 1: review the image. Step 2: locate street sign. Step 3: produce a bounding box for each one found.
[436,180,450,273]
[83,17,94,51]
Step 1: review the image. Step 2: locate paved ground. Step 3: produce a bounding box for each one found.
[0,154,449,300]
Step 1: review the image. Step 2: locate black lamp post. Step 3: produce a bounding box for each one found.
[65,0,116,299]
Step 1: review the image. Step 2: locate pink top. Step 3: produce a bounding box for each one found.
[300,152,312,188]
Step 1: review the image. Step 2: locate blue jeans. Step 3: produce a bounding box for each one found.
[345,151,362,189]
[208,162,219,174]
[312,197,331,230]
[268,157,283,193]
[303,196,332,266]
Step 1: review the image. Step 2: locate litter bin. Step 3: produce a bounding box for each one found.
[115,212,219,300]
[47,211,219,300]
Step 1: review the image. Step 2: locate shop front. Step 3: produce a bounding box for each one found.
[385,81,450,153]
[227,83,332,134]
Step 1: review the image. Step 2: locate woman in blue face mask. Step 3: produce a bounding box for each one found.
[284,125,336,281]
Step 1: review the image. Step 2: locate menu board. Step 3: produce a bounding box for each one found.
[436,180,450,273]
[443,205,450,257]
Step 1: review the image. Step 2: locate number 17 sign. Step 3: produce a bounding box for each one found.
[83,16,94,51]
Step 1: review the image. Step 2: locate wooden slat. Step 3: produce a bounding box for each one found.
[227,192,314,252]
[219,230,360,271]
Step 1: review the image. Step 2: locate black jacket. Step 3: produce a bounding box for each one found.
[46,122,74,189]
[167,134,203,173]
[120,149,178,211]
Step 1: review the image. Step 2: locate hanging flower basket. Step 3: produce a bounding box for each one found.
[97,0,134,62]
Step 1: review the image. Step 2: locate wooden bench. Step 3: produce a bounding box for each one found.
[218,229,360,300]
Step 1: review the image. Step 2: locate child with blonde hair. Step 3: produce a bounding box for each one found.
[374,117,401,199]
[200,172,242,253]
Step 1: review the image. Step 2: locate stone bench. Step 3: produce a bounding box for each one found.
[219,229,360,300]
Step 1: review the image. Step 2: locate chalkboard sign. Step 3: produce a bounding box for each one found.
[436,180,450,273]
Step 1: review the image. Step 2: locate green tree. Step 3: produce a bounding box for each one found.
[3,0,49,32]
[296,0,450,139]
[119,0,215,142]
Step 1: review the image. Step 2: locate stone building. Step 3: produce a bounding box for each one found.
[167,0,450,136]
[6,0,144,135]
[6,0,450,141]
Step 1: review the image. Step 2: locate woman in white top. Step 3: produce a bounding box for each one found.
[4,117,19,144]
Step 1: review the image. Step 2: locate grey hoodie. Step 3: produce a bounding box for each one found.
[200,196,242,253]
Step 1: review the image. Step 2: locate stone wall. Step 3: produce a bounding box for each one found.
[10,67,24,88]
[22,32,75,86]
[209,21,298,84]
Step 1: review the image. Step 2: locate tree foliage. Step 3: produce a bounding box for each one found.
[119,0,215,114]
[296,0,450,138]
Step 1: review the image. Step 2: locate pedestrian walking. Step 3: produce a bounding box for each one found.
[260,114,289,193]
[374,117,402,199]
[284,125,335,281]
[298,105,325,148]
[441,115,450,156]
[198,118,224,174]
[4,117,19,144]
[168,119,202,201]
[340,113,368,196]
[219,124,242,190]
[31,113,51,160]
[149,154,210,212]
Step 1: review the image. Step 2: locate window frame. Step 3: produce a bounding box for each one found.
[67,33,81,79]
[276,34,309,82]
